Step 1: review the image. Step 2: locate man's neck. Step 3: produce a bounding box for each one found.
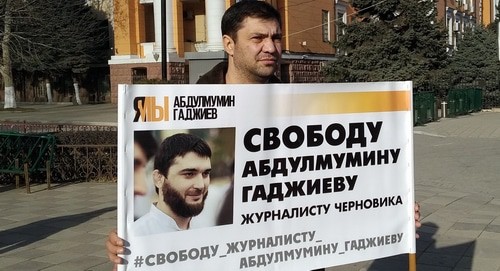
[225,66,269,84]
[155,201,191,230]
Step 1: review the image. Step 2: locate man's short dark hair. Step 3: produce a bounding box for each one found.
[154,133,212,176]
[135,131,158,160]
[221,0,282,41]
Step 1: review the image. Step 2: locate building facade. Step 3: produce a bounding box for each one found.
[108,0,347,103]
[109,0,498,103]
[435,0,498,51]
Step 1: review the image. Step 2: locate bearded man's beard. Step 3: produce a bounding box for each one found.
[162,182,207,218]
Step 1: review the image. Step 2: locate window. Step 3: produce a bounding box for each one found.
[335,4,347,55]
[335,5,347,42]
[132,68,148,83]
[322,10,330,42]
[143,3,155,42]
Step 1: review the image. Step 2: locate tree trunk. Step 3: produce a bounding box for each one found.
[2,0,16,109]
[45,79,53,104]
[72,78,82,105]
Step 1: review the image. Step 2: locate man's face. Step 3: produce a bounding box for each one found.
[134,142,153,219]
[227,17,282,83]
[134,142,148,196]
[162,152,211,218]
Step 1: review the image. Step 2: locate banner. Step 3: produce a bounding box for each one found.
[117,82,415,271]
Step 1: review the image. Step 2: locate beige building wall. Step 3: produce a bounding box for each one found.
[481,0,496,26]
[180,1,207,54]
[112,0,144,56]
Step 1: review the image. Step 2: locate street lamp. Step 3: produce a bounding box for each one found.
[161,0,167,80]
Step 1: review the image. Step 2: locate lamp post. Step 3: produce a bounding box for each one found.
[161,0,167,80]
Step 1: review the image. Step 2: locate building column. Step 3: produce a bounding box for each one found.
[446,8,453,49]
[154,0,176,54]
[205,0,225,51]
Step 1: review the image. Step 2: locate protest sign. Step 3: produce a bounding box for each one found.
[117,82,415,271]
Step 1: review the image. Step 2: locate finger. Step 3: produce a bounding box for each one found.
[414,212,421,229]
[106,239,123,264]
[110,228,124,246]
[106,230,124,264]
[107,252,122,264]
[414,202,421,222]
[414,202,422,239]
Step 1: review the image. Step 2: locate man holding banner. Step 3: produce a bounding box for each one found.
[106,1,421,270]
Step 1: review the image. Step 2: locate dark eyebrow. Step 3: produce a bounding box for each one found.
[272,33,282,39]
[179,168,197,173]
[180,168,211,173]
[250,32,268,37]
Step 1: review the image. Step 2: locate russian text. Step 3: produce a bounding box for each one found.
[243,122,383,152]
[242,149,400,178]
[241,204,331,225]
[242,177,357,203]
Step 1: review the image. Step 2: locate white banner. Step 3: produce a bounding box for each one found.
[117,82,415,271]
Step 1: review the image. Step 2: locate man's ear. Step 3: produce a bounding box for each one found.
[152,169,164,190]
[223,35,235,56]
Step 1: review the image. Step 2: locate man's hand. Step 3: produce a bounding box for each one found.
[415,202,421,239]
[106,228,124,271]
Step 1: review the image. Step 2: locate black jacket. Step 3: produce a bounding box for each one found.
[196,62,281,84]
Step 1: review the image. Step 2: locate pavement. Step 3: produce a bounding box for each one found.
[0,103,117,126]
[0,103,499,271]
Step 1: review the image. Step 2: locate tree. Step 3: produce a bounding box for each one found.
[1,0,109,108]
[437,3,500,107]
[443,24,500,108]
[446,26,499,86]
[1,0,16,108]
[322,0,449,92]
